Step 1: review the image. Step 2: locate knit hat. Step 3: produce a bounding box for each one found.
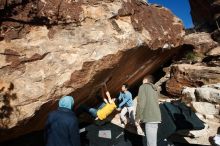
[58,96,74,110]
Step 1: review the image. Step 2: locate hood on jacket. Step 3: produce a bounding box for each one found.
[59,96,74,110]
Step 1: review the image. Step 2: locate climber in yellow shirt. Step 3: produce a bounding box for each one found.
[81,91,117,120]
[96,93,117,120]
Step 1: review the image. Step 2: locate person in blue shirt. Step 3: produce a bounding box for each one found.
[117,84,135,126]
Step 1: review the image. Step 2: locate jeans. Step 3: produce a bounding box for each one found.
[145,123,158,146]
[88,103,106,118]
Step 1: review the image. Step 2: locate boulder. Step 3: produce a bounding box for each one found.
[184,32,218,54]
[182,87,196,102]
[206,46,220,56]
[183,32,219,66]
[207,59,220,67]
[166,64,220,97]
[191,102,219,116]
[203,83,220,89]
[189,0,220,31]
[0,0,184,141]
[178,83,220,104]
[211,29,220,43]
[205,46,220,67]
[195,87,220,103]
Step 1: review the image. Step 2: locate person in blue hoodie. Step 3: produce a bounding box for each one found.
[45,96,80,146]
[117,84,135,126]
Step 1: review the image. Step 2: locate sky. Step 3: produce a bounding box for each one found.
[149,0,193,28]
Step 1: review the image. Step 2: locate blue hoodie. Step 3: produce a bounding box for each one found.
[59,96,74,110]
[45,95,80,146]
[118,91,133,108]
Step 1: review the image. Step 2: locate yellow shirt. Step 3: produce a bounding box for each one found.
[97,102,117,120]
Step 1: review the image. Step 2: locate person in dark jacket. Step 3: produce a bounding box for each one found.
[45,95,80,146]
[136,75,161,146]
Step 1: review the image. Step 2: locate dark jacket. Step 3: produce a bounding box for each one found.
[45,107,80,146]
[136,83,161,123]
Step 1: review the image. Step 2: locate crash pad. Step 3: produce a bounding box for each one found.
[164,102,205,130]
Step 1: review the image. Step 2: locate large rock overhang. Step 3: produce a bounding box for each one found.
[0,0,184,141]
[189,0,220,31]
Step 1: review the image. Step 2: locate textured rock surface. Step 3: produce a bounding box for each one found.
[0,0,184,141]
[189,0,220,30]
[195,86,220,104]
[192,102,219,116]
[205,46,220,67]
[182,83,220,104]
[166,64,220,97]
[207,46,220,56]
[211,29,220,43]
[182,86,196,102]
[184,32,218,54]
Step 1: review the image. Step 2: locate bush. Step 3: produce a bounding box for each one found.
[184,51,203,63]
[185,51,197,61]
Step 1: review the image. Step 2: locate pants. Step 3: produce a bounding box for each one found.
[120,106,135,124]
[87,103,106,118]
[145,123,158,146]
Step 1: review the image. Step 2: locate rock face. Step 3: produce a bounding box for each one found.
[184,32,218,54]
[182,84,220,115]
[192,102,219,116]
[207,46,220,56]
[206,47,220,67]
[189,0,220,30]
[194,83,220,103]
[195,87,220,104]
[166,64,220,97]
[182,86,196,102]
[166,31,220,97]
[0,0,184,141]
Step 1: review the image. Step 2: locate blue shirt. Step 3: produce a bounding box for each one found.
[118,91,133,108]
